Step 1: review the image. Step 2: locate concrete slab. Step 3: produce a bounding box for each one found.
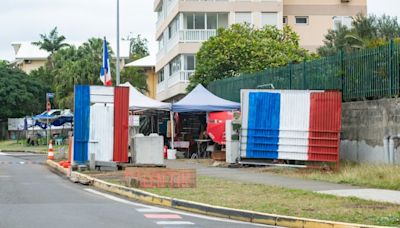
[317,189,400,204]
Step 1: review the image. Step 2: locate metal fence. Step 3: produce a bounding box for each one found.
[208,41,400,102]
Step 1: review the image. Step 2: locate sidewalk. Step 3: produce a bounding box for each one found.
[166,159,400,204]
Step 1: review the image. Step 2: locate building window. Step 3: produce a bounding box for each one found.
[261,12,278,27]
[169,56,181,76]
[283,16,288,25]
[184,55,196,71]
[168,16,179,39]
[195,13,205,30]
[333,16,353,30]
[158,69,164,83]
[158,34,164,51]
[295,16,309,25]
[235,12,252,24]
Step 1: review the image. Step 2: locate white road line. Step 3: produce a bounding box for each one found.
[156,221,195,225]
[84,188,269,227]
[0,176,10,178]
[0,152,7,155]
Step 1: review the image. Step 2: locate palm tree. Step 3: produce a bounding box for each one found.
[32,27,69,55]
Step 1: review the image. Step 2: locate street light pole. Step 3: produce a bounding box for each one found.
[116,0,121,85]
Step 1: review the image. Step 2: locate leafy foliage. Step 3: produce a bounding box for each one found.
[124,34,149,61]
[0,64,46,120]
[188,24,315,90]
[32,27,69,54]
[318,14,400,56]
[120,67,148,94]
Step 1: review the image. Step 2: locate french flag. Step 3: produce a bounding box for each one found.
[241,90,341,162]
[100,37,112,86]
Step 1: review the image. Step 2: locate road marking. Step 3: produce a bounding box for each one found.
[156,221,195,225]
[0,175,10,178]
[19,162,25,165]
[144,214,182,219]
[137,208,171,213]
[0,152,7,155]
[84,188,269,227]
[84,188,155,208]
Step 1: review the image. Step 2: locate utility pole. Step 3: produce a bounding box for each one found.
[116,0,121,85]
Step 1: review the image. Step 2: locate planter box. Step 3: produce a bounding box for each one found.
[212,151,226,161]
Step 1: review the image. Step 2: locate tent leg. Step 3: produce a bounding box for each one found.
[170,111,174,150]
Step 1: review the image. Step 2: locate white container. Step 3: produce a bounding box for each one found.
[167,149,176,160]
[134,134,164,165]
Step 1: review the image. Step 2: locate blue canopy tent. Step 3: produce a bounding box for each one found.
[172,84,240,113]
[169,84,240,150]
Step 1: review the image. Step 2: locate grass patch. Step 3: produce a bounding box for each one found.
[261,161,400,190]
[147,175,400,226]
[0,140,63,154]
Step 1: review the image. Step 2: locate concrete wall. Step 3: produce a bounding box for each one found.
[341,97,400,164]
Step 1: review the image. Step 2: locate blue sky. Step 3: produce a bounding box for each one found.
[0,0,399,61]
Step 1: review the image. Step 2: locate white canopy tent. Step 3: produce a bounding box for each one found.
[120,82,171,111]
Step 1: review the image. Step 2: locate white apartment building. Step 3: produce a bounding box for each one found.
[154,0,367,101]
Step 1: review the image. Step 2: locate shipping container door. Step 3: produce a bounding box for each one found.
[308,91,342,162]
[245,92,280,159]
[113,87,129,162]
[74,85,90,164]
[278,91,311,160]
[88,104,114,162]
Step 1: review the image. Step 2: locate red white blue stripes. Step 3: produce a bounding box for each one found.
[241,90,341,162]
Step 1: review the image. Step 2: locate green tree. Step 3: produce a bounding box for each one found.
[0,64,46,119]
[51,38,113,108]
[318,14,400,56]
[32,27,69,55]
[120,67,148,93]
[124,34,149,61]
[188,24,314,90]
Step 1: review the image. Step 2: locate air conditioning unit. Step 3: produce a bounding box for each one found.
[341,0,350,3]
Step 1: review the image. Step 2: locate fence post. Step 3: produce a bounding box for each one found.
[389,39,394,97]
[289,62,292,89]
[340,50,345,95]
[302,60,306,89]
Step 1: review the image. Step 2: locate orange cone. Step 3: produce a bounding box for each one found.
[48,140,54,160]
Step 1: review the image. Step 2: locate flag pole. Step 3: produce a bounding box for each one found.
[116,0,121,86]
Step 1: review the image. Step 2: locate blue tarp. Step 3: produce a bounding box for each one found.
[32,112,73,129]
[171,84,240,113]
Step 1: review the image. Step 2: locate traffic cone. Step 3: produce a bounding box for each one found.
[48,140,54,160]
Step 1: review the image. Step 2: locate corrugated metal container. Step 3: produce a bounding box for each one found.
[73,85,90,164]
[240,89,341,164]
[308,91,341,162]
[88,104,114,162]
[113,86,129,163]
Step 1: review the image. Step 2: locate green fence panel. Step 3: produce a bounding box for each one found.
[208,42,400,102]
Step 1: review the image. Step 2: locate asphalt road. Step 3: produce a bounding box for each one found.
[0,152,276,228]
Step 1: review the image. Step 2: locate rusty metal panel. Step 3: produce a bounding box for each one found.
[113,86,129,163]
[308,91,342,162]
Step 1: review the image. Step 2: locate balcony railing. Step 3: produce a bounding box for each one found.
[179,29,217,42]
[166,70,195,88]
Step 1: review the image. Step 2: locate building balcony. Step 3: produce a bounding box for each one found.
[157,29,216,62]
[179,29,217,42]
[157,70,194,93]
[168,70,194,87]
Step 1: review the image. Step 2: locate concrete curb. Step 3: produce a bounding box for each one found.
[46,160,384,228]
[0,149,47,154]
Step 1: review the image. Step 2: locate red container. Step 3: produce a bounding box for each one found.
[207,111,235,144]
[113,86,129,163]
[308,91,342,162]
